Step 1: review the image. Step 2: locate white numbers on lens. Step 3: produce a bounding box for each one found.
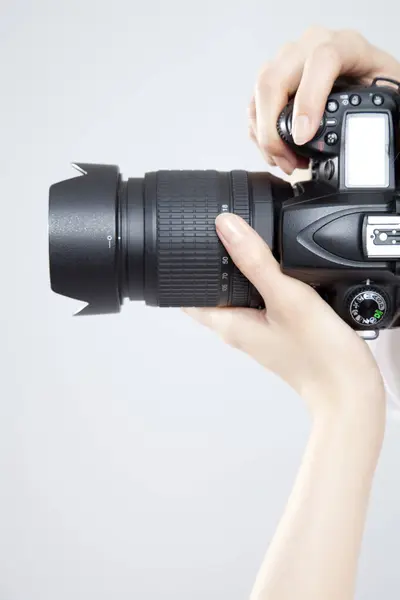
[222,284,228,292]
[222,256,229,264]
[222,273,228,280]
[107,235,113,248]
[221,204,229,212]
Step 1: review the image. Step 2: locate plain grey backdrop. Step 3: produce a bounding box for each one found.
[1,1,400,598]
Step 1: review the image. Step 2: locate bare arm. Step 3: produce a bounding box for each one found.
[250,402,385,600]
[184,27,397,600]
[243,29,398,597]
[184,210,386,600]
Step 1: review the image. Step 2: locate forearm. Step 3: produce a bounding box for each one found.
[250,400,385,600]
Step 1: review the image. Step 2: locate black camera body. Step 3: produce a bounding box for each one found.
[48,78,400,339]
[276,77,400,338]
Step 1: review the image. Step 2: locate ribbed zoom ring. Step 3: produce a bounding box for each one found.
[156,171,223,307]
[154,170,251,307]
[230,171,251,306]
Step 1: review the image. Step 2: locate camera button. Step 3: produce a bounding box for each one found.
[324,160,335,180]
[325,132,338,146]
[350,94,361,106]
[373,94,384,106]
[326,118,337,127]
[326,100,339,113]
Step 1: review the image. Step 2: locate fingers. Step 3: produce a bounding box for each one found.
[248,96,257,137]
[292,30,371,145]
[182,306,264,353]
[215,213,288,311]
[248,97,277,166]
[253,45,305,174]
[250,27,377,165]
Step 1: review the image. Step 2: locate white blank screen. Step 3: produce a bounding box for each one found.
[344,113,390,188]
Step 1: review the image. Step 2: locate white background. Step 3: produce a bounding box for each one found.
[1,1,400,599]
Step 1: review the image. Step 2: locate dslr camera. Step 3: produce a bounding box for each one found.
[48,77,400,339]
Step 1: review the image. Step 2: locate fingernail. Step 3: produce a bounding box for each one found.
[215,213,247,244]
[292,114,311,145]
[276,157,295,175]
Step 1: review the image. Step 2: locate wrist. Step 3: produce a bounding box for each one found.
[312,395,386,456]
[304,375,386,427]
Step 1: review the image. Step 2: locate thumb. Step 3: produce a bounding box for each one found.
[215,213,288,314]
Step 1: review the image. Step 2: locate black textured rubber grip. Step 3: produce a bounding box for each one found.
[154,170,251,307]
[156,171,223,306]
[230,171,251,306]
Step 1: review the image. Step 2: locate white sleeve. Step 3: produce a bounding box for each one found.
[370,329,400,418]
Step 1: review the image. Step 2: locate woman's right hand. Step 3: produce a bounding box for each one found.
[249,27,400,174]
[184,213,386,424]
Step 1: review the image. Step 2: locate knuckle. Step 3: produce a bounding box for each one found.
[257,60,274,81]
[336,29,369,59]
[313,41,341,65]
[276,41,297,59]
[262,137,284,157]
[256,63,282,96]
[336,28,366,45]
[301,25,332,42]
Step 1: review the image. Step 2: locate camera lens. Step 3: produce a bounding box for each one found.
[48,164,291,315]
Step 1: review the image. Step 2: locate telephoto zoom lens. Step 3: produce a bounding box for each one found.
[48,164,291,315]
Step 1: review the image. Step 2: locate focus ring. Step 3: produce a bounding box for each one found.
[155,171,222,306]
[230,171,251,306]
